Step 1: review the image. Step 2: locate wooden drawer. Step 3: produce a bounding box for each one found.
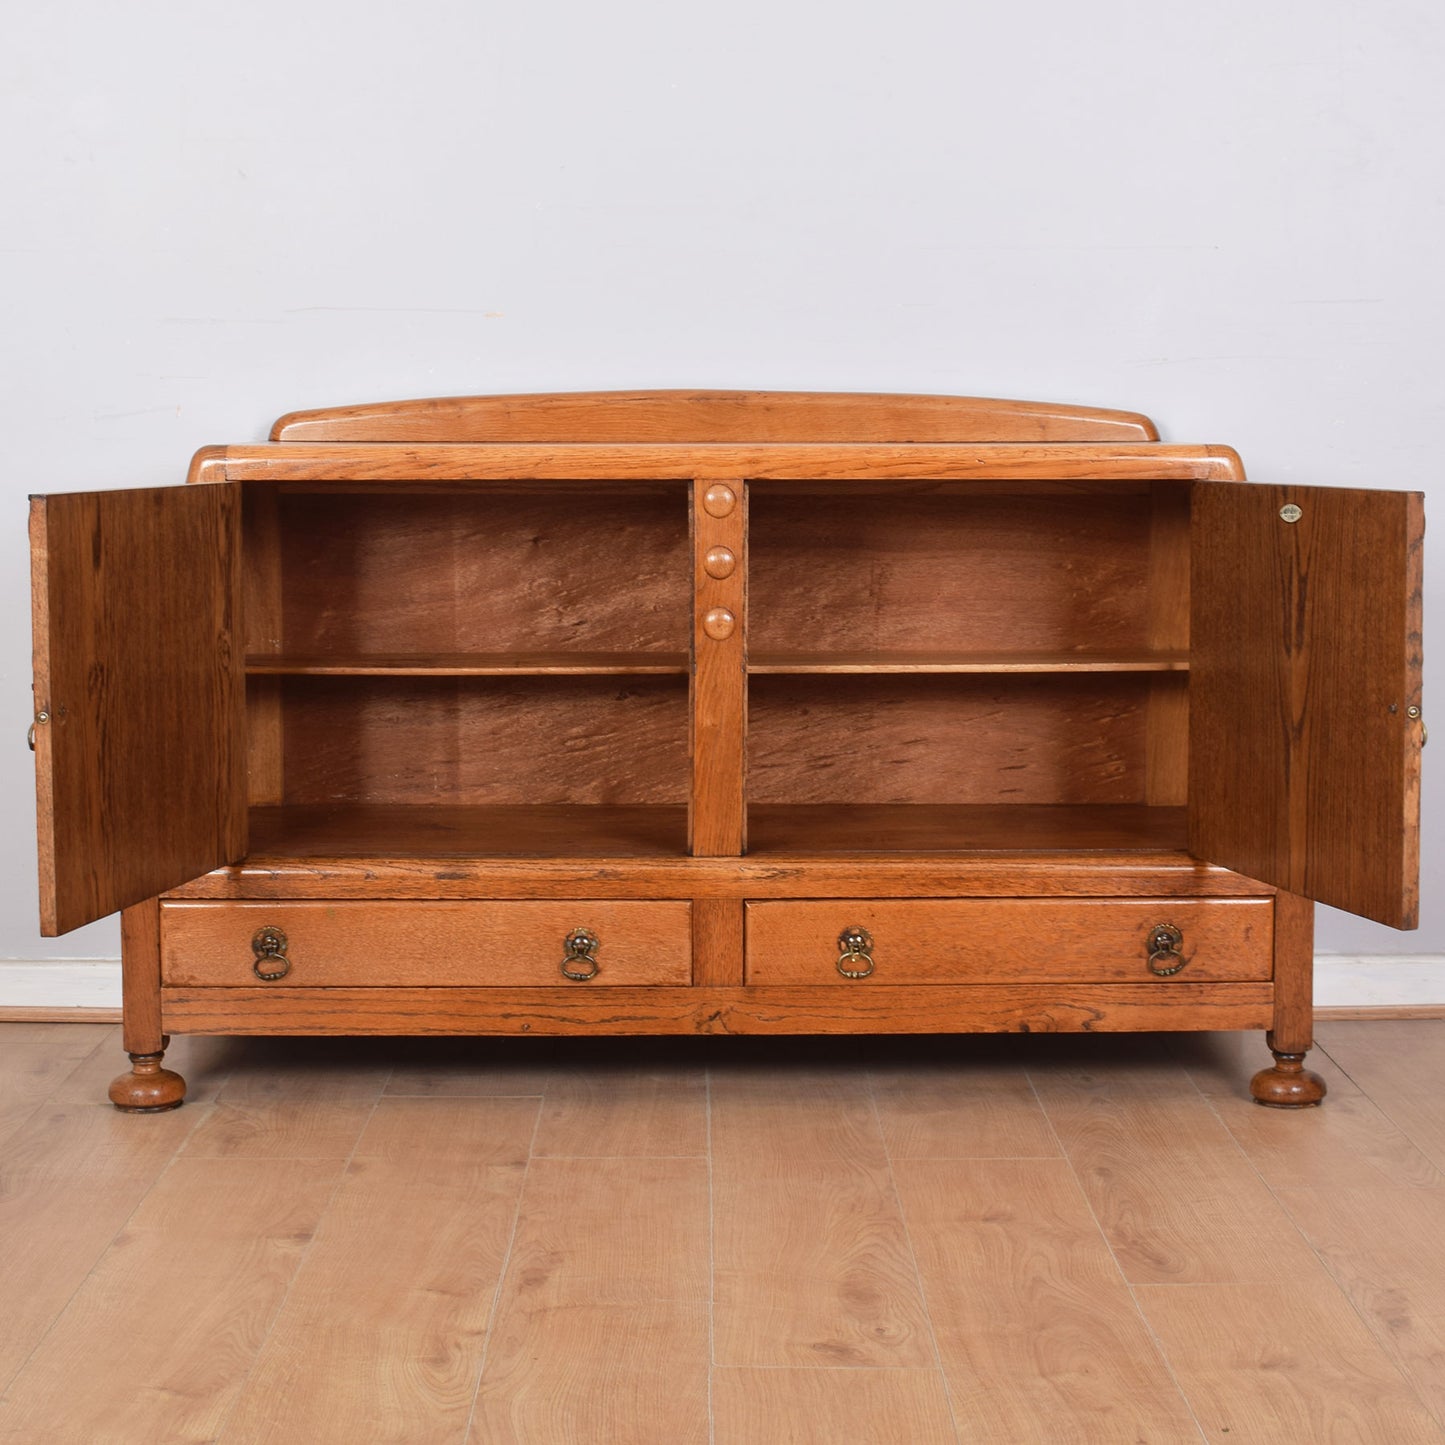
[160,900,692,987]
[744,898,1273,985]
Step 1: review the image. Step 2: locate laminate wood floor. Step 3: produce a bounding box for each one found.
[1,1021,1443,1443]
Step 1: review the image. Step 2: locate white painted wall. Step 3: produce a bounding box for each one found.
[2,0,1439,983]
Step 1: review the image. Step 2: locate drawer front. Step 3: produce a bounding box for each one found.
[744,898,1273,985]
[161,900,691,987]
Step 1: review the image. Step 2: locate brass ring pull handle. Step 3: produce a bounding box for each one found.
[836,926,875,979]
[560,927,601,982]
[1146,923,1187,977]
[27,711,48,751]
[252,926,291,981]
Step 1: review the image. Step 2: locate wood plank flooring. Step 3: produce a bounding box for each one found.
[1,1022,1443,1443]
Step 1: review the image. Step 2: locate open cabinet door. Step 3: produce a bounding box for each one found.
[1190,482,1424,928]
[30,484,246,935]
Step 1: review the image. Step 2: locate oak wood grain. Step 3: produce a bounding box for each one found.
[0,1021,117,1040]
[53,1028,240,1107]
[269,389,1162,444]
[247,802,688,859]
[160,899,692,988]
[830,806,1165,864]
[273,488,688,656]
[6,1021,1445,1441]
[1186,1033,1443,1190]
[529,1063,708,1158]
[748,675,1157,806]
[179,1037,389,1159]
[383,1038,559,1098]
[712,1162,936,1367]
[0,1008,121,1023]
[119,898,164,1054]
[1031,1067,1323,1284]
[1315,1019,1445,1171]
[194,440,1246,486]
[895,1158,1199,1440]
[168,834,1260,903]
[470,1301,709,1445]
[472,1156,710,1443]
[1191,482,1424,927]
[744,897,1273,985]
[0,1157,342,1444]
[0,1096,201,1391]
[491,1154,711,1306]
[869,1062,1060,1160]
[1269,888,1316,1055]
[279,676,688,806]
[1144,481,1191,806]
[170,837,1255,899]
[709,1068,889,1171]
[219,1097,537,1444]
[42,387,1407,1115]
[750,485,1161,656]
[2,1023,1445,1439]
[30,484,246,934]
[158,981,1275,1037]
[748,803,1192,855]
[1136,1278,1445,1441]
[689,478,746,854]
[246,651,689,675]
[749,648,1189,673]
[242,486,285,804]
[691,897,744,987]
[711,1368,957,1445]
[709,1067,932,1368]
[235,801,1197,864]
[1275,1183,1445,1423]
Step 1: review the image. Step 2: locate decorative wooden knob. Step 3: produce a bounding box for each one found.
[704,546,736,579]
[703,484,737,518]
[703,608,735,640]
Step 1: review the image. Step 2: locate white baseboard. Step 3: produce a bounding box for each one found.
[1314,954,1445,1011]
[0,954,1442,1016]
[0,960,122,1012]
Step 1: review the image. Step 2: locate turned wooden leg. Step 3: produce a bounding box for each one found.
[109,1039,186,1112]
[1250,1031,1327,1109]
[1251,892,1325,1107]
[112,900,187,1111]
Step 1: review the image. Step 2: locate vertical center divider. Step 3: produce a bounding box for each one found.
[690,477,748,986]
[688,477,748,856]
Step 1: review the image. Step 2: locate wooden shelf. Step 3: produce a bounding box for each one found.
[747,804,1189,855]
[241,803,1187,861]
[248,651,1186,677]
[747,651,1189,675]
[245,652,690,677]
[247,804,689,858]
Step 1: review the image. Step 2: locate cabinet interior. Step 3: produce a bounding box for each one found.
[240,477,1191,859]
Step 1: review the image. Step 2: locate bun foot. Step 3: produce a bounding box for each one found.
[109,1051,186,1112]
[1250,1047,1326,1109]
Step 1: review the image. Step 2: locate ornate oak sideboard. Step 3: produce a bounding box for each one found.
[28,391,1424,1108]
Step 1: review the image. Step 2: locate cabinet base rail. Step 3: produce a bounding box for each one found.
[109,985,1331,1113]
[157,982,1274,1035]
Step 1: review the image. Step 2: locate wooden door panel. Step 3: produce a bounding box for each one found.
[1190,483,1423,928]
[31,484,245,935]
